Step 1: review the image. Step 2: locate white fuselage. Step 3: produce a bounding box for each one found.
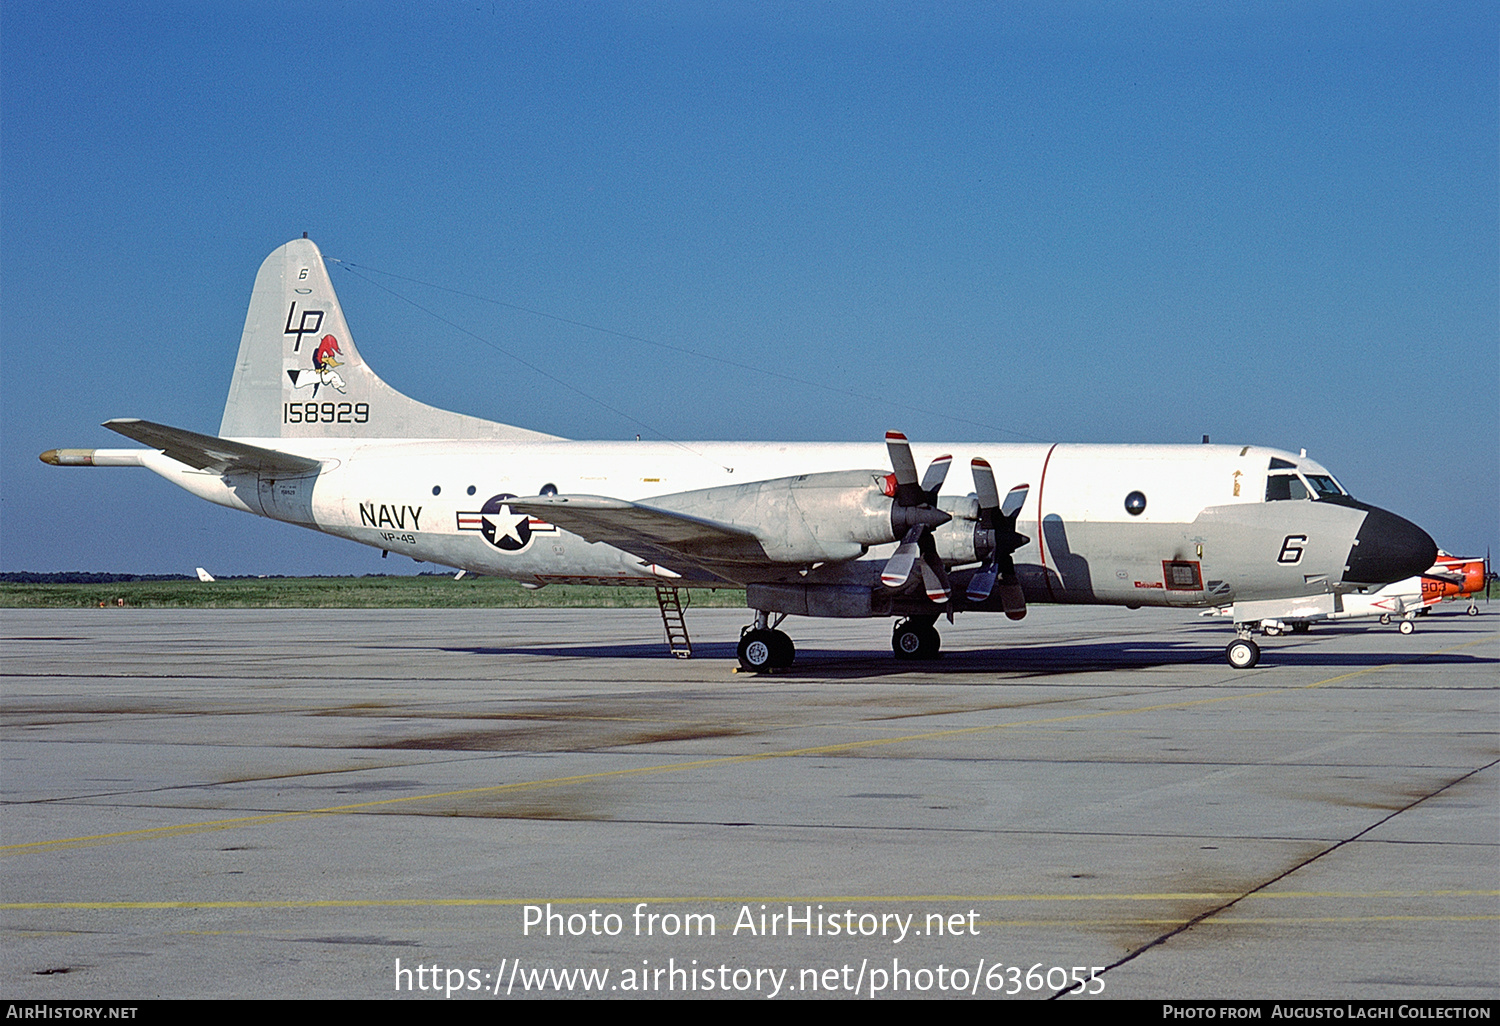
[124,436,1364,610]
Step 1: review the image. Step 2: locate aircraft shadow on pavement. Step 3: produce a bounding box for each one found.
[432,639,1192,674]
[436,635,1494,680]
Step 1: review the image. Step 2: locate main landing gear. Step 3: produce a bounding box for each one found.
[892,617,941,660]
[736,612,948,671]
[737,611,795,672]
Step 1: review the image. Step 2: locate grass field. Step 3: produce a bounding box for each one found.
[2,577,1493,611]
[0,576,748,609]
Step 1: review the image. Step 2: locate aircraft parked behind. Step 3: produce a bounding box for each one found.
[1205,551,1490,636]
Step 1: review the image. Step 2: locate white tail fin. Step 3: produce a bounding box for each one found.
[219,238,560,441]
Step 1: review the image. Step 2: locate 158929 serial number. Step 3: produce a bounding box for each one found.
[283,402,370,424]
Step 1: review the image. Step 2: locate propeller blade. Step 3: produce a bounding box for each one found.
[920,557,951,603]
[971,458,1000,510]
[885,431,919,488]
[881,525,923,588]
[999,581,1027,620]
[1001,483,1029,519]
[918,533,951,603]
[921,455,953,495]
[967,561,998,602]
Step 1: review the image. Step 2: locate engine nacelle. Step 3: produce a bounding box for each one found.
[931,493,986,564]
[652,469,899,563]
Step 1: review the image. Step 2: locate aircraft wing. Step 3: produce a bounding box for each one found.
[503,495,773,570]
[104,419,324,477]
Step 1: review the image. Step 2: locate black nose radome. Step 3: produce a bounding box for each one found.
[1342,506,1438,585]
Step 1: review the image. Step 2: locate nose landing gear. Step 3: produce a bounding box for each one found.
[1226,635,1261,670]
[1225,621,1265,669]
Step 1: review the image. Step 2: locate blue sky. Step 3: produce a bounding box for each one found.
[2,1,1495,575]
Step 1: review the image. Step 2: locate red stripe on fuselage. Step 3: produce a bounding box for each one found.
[1036,443,1059,602]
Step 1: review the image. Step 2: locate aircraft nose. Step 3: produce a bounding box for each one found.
[1342,506,1438,585]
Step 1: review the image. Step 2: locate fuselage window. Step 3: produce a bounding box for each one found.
[1265,474,1308,501]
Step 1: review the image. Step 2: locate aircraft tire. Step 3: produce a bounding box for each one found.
[892,622,925,660]
[917,625,941,658]
[769,630,795,668]
[1379,614,1392,625]
[1291,622,1310,634]
[1398,619,1415,635]
[738,630,779,672]
[1226,638,1260,670]
[1263,624,1282,637]
[1467,606,1479,616]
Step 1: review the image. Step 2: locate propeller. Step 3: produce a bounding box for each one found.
[965,458,1031,620]
[1425,551,1497,602]
[880,431,953,603]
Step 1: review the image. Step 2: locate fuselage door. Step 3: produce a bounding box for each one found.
[258,473,318,526]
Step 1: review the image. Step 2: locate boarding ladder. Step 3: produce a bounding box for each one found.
[655,584,692,658]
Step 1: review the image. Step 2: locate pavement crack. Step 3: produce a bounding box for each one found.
[1047,756,1500,999]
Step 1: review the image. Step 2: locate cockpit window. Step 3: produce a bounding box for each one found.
[1304,475,1345,499]
[1266,471,1348,501]
[1265,474,1308,501]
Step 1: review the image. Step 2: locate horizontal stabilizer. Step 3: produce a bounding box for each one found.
[104,419,323,477]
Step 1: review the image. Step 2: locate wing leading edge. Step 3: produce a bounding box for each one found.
[504,495,770,573]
